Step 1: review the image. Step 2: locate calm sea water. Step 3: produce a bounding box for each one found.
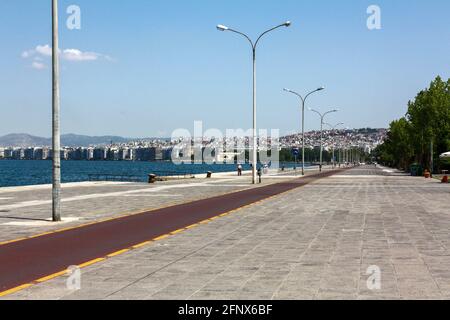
[0,160,303,187]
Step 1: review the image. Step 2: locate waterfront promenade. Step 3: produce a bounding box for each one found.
[1,166,450,300]
[0,168,310,243]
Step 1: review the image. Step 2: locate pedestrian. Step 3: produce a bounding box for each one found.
[237,164,243,176]
[257,167,262,184]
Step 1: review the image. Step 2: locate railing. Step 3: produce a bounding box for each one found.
[149,170,196,179]
[88,170,197,183]
[88,174,145,183]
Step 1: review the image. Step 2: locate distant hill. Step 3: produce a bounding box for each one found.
[0,134,51,148]
[60,134,131,147]
[0,133,133,147]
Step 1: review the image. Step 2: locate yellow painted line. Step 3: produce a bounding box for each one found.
[0,170,347,298]
[132,241,152,249]
[36,270,67,283]
[107,249,130,258]
[78,258,106,268]
[170,229,184,235]
[29,232,54,239]
[153,234,170,241]
[0,238,26,246]
[0,184,253,248]
[0,283,33,297]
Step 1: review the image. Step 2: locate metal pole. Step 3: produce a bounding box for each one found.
[301,99,305,175]
[52,0,61,222]
[284,89,325,175]
[430,140,434,177]
[252,49,257,184]
[217,22,290,184]
[331,129,334,168]
[320,117,323,172]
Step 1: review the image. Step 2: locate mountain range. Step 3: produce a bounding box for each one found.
[0,133,138,147]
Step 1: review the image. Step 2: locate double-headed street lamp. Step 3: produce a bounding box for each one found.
[217,21,291,184]
[283,87,325,175]
[308,108,339,172]
[324,122,344,168]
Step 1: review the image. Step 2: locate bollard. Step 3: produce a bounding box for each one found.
[148,174,157,184]
[442,170,449,183]
[206,171,212,179]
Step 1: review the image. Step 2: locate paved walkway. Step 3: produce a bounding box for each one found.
[3,166,450,300]
[0,167,311,243]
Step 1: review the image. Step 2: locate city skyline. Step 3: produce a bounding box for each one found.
[0,127,386,147]
[1,0,449,138]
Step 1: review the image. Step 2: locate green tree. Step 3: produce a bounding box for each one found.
[406,76,450,170]
[376,76,450,171]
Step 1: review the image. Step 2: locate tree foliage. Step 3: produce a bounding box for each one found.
[375,76,450,171]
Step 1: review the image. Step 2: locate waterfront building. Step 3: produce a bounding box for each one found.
[87,148,94,160]
[23,148,34,160]
[60,149,69,160]
[118,148,131,161]
[93,148,106,161]
[106,148,119,161]
[33,148,46,160]
[3,149,13,159]
[12,149,24,160]
[162,148,173,161]
[134,147,158,161]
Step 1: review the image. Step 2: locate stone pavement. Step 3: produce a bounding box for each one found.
[3,165,450,300]
[0,168,308,243]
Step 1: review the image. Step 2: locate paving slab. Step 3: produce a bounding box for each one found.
[2,165,450,300]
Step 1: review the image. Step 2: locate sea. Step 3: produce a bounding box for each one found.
[0,160,304,188]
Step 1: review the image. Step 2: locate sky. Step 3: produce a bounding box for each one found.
[0,0,449,138]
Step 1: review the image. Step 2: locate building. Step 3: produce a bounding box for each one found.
[12,149,24,160]
[33,148,50,160]
[93,148,106,161]
[24,148,34,160]
[3,148,13,159]
[162,148,173,161]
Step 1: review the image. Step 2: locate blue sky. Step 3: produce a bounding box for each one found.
[0,0,449,137]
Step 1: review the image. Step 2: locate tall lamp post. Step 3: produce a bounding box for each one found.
[52,0,61,222]
[308,108,339,172]
[217,21,291,184]
[283,87,325,175]
[324,122,344,168]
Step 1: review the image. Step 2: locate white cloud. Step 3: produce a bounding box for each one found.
[21,44,112,63]
[31,61,46,70]
[21,51,31,58]
[35,44,53,57]
[62,49,100,61]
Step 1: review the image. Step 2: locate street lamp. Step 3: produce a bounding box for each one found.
[308,108,339,172]
[324,122,344,168]
[217,21,291,184]
[52,0,61,222]
[283,87,325,175]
